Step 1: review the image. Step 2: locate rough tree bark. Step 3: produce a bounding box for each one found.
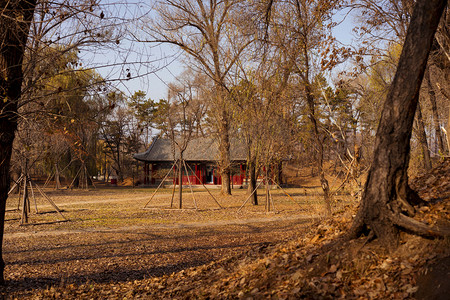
[435,82,450,151]
[0,0,37,284]
[426,69,446,154]
[448,104,450,151]
[217,94,232,195]
[347,0,447,250]
[415,103,432,170]
[218,128,232,195]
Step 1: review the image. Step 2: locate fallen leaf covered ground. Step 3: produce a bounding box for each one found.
[1,161,449,299]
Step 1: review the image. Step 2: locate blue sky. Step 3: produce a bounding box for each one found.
[85,4,357,101]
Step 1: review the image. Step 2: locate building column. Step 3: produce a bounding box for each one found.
[144,163,149,185]
[151,163,156,184]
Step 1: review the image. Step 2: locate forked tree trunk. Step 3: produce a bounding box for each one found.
[348,0,447,250]
[0,0,37,284]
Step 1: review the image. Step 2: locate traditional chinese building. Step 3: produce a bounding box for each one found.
[133,136,247,186]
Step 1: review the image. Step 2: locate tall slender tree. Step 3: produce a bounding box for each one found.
[279,0,337,215]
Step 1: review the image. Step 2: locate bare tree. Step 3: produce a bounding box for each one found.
[230,40,296,206]
[0,0,141,284]
[141,0,255,195]
[0,0,38,284]
[350,0,449,163]
[271,0,337,215]
[150,69,208,208]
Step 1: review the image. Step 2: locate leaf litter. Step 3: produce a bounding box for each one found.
[1,161,449,299]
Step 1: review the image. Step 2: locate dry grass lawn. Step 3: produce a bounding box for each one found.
[2,185,353,298]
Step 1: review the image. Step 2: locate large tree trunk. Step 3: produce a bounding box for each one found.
[0,0,37,284]
[415,103,433,170]
[348,0,447,250]
[0,120,16,286]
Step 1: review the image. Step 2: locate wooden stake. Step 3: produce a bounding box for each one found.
[270,186,277,213]
[186,163,222,209]
[178,159,183,209]
[269,178,303,208]
[43,170,55,188]
[33,182,66,220]
[17,175,23,210]
[28,176,38,213]
[20,175,28,225]
[68,166,82,189]
[238,179,264,212]
[170,160,178,208]
[143,160,177,208]
[8,173,24,195]
[183,160,198,210]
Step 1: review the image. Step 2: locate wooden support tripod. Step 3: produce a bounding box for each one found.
[143,159,222,210]
[68,162,96,190]
[237,176,303,213]
[8,173,67,225]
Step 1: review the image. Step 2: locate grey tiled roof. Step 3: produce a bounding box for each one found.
[133,136,247,162]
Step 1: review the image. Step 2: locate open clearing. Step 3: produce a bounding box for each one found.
[1,164,448,299]
[2,186,340,296]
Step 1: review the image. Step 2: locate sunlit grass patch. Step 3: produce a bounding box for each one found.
[4,186,346,232]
